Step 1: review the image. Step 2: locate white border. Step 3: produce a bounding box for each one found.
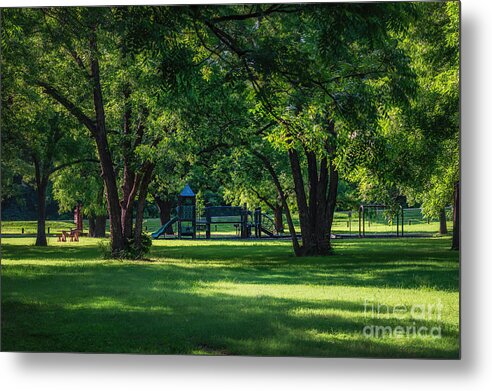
[2,0,491,389]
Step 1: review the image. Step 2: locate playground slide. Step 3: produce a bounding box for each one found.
[151,216,178,239]
[260,213,276,237]
[260,226,275,237]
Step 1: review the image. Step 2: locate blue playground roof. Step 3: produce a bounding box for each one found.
[180,184,195,197]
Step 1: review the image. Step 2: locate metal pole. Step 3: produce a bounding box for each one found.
[177,198,182,239]
[362,206,365,237]
[358,207,362,237]
[192,199,197,239]
[401,206,404,237]
[206,212,211,239]
[258,208,262,238]
[244,204,248,238]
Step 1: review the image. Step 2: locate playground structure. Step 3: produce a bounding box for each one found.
[358,204,404,237]
[151,187,450,240]
[328,205,452,237]
[151,185,279,240]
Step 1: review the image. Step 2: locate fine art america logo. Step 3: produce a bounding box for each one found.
[362,299,443,339]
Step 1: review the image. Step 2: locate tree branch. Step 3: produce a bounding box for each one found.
[50,158,99,175]
[36,81,96,133]
[67,48,91,78]
[250,187,275,210]
[252,150,300,253]
[201,18,249,57]
[328,69,386,83]
[210,4,290,23]
[197,121,275,156]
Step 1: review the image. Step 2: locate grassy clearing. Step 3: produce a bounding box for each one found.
[1,220,77,235]
[1,210,451,238]
[1,236,459,357]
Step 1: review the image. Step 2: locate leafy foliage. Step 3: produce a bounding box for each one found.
[2,3,459,253]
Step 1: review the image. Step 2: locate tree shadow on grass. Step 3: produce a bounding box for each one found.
[2,238,459,356]
[2,243,101,262]
[1,287,459,358]
[2,238,459,291]
[2,256,459,292]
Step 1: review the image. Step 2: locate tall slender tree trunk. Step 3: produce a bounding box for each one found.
[288,149,312,250]
[89,31,125,256]
[35,179,48,247]
[253,151,301,255]
[439,207,448,235]
[94,137,124,254]
[121,85,136,240]
[91,186,107,238]
[121,202,134,239]
[155,196,174,234]
[134,164,155,248]
[33,157,49,247]
[274,201,284,233]
[324,160,339,242]
[451,181,460,250]
[95,215,106,237]
[88,216,96,237]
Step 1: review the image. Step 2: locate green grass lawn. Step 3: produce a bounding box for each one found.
[1,220,77,235]
[1,236,459,357]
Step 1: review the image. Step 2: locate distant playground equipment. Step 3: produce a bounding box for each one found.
[358,204,404,237]
[151,185,280,240]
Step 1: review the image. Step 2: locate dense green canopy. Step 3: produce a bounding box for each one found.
[1,2,460,256]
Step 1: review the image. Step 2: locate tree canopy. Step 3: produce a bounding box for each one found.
[1,2,460,255]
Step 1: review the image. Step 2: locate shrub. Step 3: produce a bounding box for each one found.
[98,234,152,260]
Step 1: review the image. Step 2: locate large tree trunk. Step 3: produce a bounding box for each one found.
[155,195,174,234]
[439,207,448,235]
[286,121,337,256]
[451,181,459,250]
[287,154,332,256]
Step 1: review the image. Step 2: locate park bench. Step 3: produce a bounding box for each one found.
[57,229,80,242]
[57,230,68,242]
[70,229,80,242]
